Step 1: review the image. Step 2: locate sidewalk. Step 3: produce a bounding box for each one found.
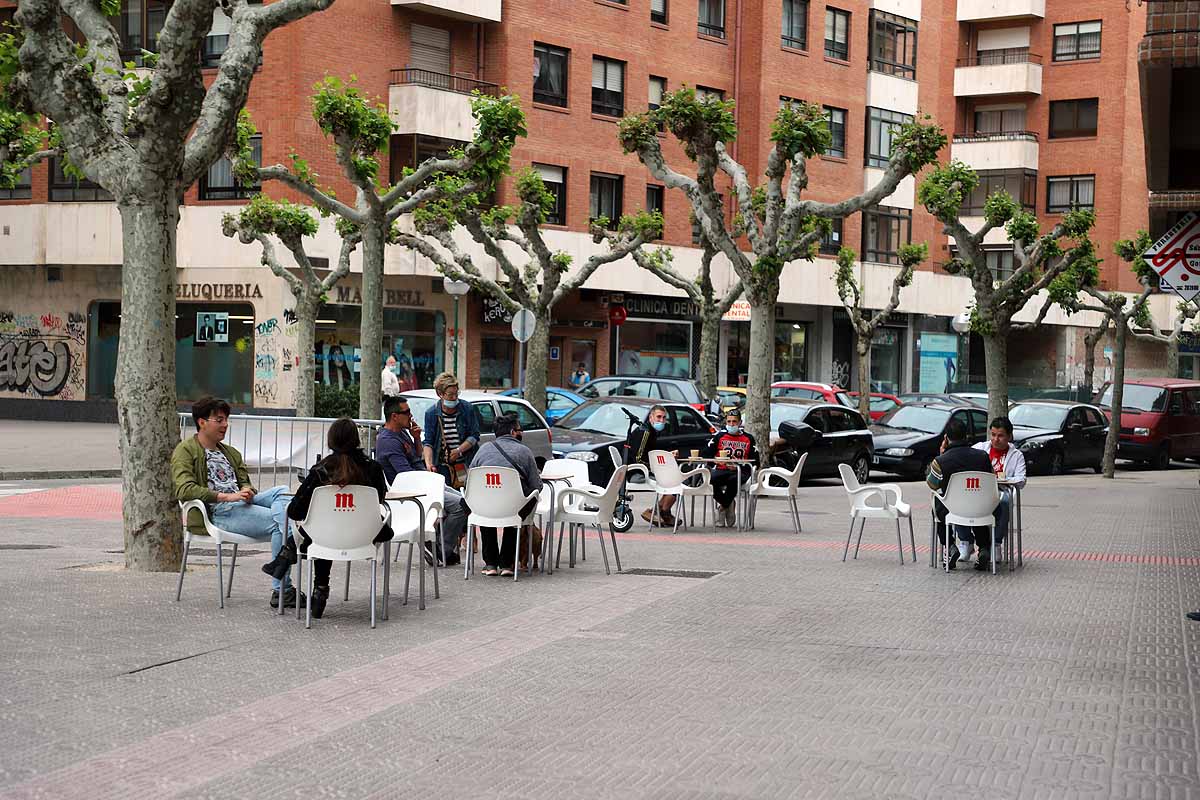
[0,467,1197,798]
[0,420,121,479]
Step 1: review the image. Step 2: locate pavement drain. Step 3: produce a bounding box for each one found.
[0,544,59,551]
[620,568,720,579]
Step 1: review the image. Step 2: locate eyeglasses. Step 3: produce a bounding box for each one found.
[395,409,412,417]
[207,415,229,424]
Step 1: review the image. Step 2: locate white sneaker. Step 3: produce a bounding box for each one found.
[715,505,728,527]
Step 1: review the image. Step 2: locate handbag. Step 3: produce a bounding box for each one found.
[437,412,467,490]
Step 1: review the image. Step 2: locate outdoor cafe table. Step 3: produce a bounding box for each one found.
[998,477,1023,569]
[677,457,756,532]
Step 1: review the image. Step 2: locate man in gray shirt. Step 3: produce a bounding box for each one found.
[470,413,542,576]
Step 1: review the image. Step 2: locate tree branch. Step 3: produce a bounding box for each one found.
[1011,294,1054,332]
[255,164,361,220]
[715,141,761,253]
[321,232,359,291]
[395,230,520,313]
[462,215,525,291]
[631,248,701,300]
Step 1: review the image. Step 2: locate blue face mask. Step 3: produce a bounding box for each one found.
[442,399,458,409]
[726,425,741,435]
[650,421,666,432]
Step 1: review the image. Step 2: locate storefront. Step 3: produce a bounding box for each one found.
[831,309,908,393]
[313,301,445,392]
[606,292,698,378]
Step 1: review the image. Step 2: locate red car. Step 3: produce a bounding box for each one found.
[770,381,855,408]
[1097,378,1200,469]
[848,391,903,421]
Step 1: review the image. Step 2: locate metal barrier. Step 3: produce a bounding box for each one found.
[177,413,386,488]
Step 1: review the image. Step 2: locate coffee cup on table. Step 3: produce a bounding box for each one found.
[690,449,700,458]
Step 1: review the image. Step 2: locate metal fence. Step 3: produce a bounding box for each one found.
[177,413,385,489]
[388,68,500,96]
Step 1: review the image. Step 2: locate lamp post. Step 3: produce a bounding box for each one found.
[951,309,972,391]
[444,278,471,376]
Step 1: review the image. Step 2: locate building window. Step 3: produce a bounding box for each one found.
[118,0,167,64]
[824,8,850,61]
[591,56,625,117]
[535,164,567,225]
[49,159,113,202]
[202,0,261,67]
[961,169,1036,215]
[1046,175,1095,213]
[651,0,667,24]
[590,173,623,228]
[1049,98,1098,139]
[868,10,917,79]
[984,248,1015,281]
[698,0,725,38]
[865,107,913,168]
[861,205,911,265]
[696,85,725,102]
[389,134,464,184]
[0,166,31,200]
[1053,21,1101,62]
[782,0,808,50]
[533,43,569,107]
[646,184,664,216]
[824,106,846,158]
[820,217,843,255]
[199,135,261,201]
[480,337,516,388]
[974,107,1027,134]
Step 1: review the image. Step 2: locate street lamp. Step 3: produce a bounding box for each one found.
[444,278,471,375]
[951,309,972,334]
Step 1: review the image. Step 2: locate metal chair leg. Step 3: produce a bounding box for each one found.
[226,543,238,598]
[609,524,622,572]
[842,517,855,562]
[344,561,351,601]
[464,526,473,580]
[853,518,866,559]
[431,535,440,599]
[513,526,522,582]
[895,519,904,564]
[556,522,566,569]
[595,524,611,575]
[215,542,225,609]
[370,560,377,629]
[295,554,304,619]
[908,516,917,562]
[175,538,190,601]
[402,541,414,606]
[305,557,314,629]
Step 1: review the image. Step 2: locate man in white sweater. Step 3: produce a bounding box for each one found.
[966,415,1026,570]
[381,355,401,397]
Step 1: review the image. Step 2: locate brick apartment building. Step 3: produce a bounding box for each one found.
[0,0,1186,419]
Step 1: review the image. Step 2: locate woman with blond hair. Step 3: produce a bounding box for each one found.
[421,371,480,491]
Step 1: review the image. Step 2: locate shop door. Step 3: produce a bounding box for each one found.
[570,339,596,388]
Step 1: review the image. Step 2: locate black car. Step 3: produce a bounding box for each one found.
[871,402,990,479]
[577,375,708,411]
[1009,401,1107,474]
[550,397,718,485]
[767,400,874,483]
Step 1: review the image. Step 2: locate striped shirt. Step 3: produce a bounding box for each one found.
[439,409,462,456]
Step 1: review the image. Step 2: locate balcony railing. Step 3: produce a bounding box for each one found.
[952,130,1039,143]
[956,48,1042,67]
[388,68,500,96]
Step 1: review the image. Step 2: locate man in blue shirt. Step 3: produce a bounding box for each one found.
[377,395,468,567]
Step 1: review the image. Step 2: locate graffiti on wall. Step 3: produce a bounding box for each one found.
[0,311,86,400]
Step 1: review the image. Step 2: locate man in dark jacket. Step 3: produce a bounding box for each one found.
[470,413,543,576]
[701,408,759,527]
[625,404,678,527]
[927,417,993,570]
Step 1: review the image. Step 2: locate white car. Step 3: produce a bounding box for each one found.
[402,389,554,467]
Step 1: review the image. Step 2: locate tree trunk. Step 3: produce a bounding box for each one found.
[982,332,1009,420]
[743,279,778,449]
[1082,328,1103,401]
[1166,336,1180,379]
[1101,320,1127,479]
[856,334,871,420]
[116,191,183,572]
[293,293,319,418]
[358,220,385,420]
[697,306,722,403]
[524,307,551,415]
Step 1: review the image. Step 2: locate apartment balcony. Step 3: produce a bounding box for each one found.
[951,131,1039,171]
[956,0,1044,22]
[390,0,500,22]
[953,50,1042,97]
[388,69,499,142]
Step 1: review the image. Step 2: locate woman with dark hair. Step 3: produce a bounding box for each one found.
[261,418,392,618]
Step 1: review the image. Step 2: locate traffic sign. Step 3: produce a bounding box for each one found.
[511,308,536,343]
[1144,212,1200,302]
[608,305,627,326]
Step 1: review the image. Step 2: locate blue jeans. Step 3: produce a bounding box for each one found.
[211,486,291,590]
[953,489,1012,551]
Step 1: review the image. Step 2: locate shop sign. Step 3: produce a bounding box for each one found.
[482,296,514,324]
[615,293,699,320]
[721,300,752,322]
[177,282,263,300]
[195,312,229,344]
[553,319,607,329]
[333,286,425,308]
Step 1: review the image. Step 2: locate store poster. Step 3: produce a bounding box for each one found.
[918,333,959,392]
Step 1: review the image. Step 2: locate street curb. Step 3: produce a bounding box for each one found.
[0,469,122,481]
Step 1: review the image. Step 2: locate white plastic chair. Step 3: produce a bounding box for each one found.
[176,500,274,609]
[931,471,1000,575]
[537,459,597,570]
[388,470,443,608]
[555,465,629,575]
[463,466,540,582]
[647,450,712,533]
[747,453,808,534]
[838,463,915,564]
[294,484,391,628]
[613,445,658,496]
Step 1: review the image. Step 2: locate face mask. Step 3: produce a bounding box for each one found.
[650,421,666,432]
[442,399,458,409]
[513,431,523,441]
[726,425,741,435]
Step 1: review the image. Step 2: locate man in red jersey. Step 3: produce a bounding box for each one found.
[701,409,759,527]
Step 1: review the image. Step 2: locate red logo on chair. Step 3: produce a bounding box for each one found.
[485,472,502,488]
[965,477,981,490]
[334,492,355,510]
[657,454,666,464]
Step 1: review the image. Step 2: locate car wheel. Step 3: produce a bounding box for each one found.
[1048,451,1064,476]
[1154,445,1171,470]
[852,453,870,484]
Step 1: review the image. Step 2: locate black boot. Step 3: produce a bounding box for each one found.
[974,549,991,571]
[310,585,329,619]
[261,540,298,581]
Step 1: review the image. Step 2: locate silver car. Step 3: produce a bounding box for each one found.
[402,389,554,467]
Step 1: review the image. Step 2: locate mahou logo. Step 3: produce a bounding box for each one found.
[657,454,666,464]
[485,472,502,488]
[334,492,355,510]
[965,477,981,490]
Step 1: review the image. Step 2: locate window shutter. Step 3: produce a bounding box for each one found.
[410,24,451,75]
[535,164,564,184]
[592,58,605,88]
[649,77,665,105]
[651,0,665,12]
[208,6,231,37]
[606,60,622,90]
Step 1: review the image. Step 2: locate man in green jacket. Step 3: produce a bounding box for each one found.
[172,396,299,608]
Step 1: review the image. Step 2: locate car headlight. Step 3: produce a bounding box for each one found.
[566,451,599,462]
[1018,439,1040,450]
[1133,427,1151,437]
[883,447,913,457]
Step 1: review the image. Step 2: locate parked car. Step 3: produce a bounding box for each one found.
[402,389,554,468]
[896,393,979,408]
[767,399,874,482]
[716,386,747,412]
[770,381,854,408]
[577,375,708,411]
[1097,378,1200,469]
[848,391,902,421]
[499,386,585,422]
[1009,400,1107,474]
[951,392,1016,410]
[871,402,990,479]
[550,397,719,486]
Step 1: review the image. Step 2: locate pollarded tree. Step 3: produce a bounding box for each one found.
[395,168,662,415]
[833,243,927,420]
[1081,315,1111,401]
[240,81,525,420]
[631,232,743,403]
[919,160,1100,420]
[222,195,359,417]
[618,89,945,446]
[1,0,334,571]
[1131,298,1199,379]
